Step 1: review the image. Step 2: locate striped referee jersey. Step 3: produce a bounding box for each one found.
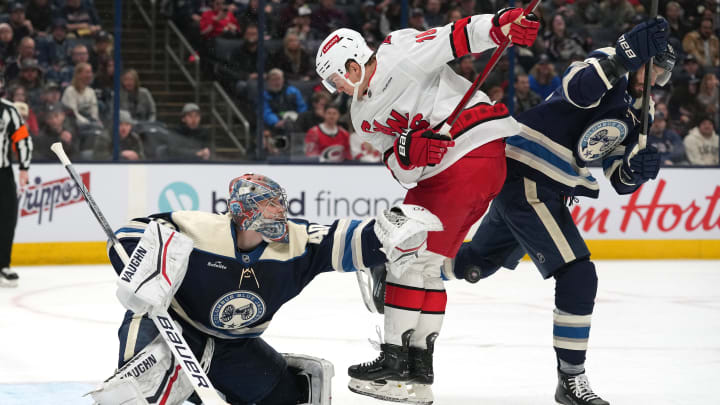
[0,98,32,170]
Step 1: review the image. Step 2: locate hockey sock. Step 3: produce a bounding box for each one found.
[410,277,446,349]
[385,270,425,346]
[553,260,598,369]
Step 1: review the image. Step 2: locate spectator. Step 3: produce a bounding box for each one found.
[598,0,634,33]
[408,8,428,31]
[60,0,101,37]
[487,85,504,103]
[116,110,145,161]
[33,102,79,160]
[9,59,44,106]
[542,13,587,70]
[528,55,561,99]
[170,103,211,161]
[11,100,38,137]
[311,0,349,37]
[275,0,304,38]
[236,0,274,38]
[649,112,686,166]
[50,44,90,88]
[0,24,15,69]
[424,0,444,28]
[684,117,719,165]
[92,58,114,113]
[231,24,262,80]
[454,55,476,82]
[89,31,113,72]
[8,3,33,48]
[200,0,239,40]
[683,17,720,68]
[61,62,100,125]
[5,37,36,83]
[697,72,719,122]
[119,69,156,122]
[567,0,601,26]
[459,0,476,18]
[305,104,351,162]
[296,91,331,133]
[445,7,463,24]
[666,1,692,42]
[269,33,313,81]
[25,0,54,35]
[673,53,703,83]
[262,68,307,131]
[286,5,323,42]
[171,0,204,51]
[669,77,703,133]
[37,80,62,112]
[504,73,542,115]
[37,19,71,68]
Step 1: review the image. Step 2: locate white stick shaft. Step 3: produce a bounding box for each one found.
[50,142,228,405]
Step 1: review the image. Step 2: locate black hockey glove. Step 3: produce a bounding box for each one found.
[615,16,669,72]
[620,144,660,185]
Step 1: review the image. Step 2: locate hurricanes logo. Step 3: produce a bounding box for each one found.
[211,291,265,330]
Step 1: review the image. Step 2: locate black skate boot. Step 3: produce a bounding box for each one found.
[348,330,412,382]
[349,330,432,404]
[409,333,437,384]
[0,267,18,288]
[555,371,610,405]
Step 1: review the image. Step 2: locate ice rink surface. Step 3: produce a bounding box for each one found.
[1,260,718,405]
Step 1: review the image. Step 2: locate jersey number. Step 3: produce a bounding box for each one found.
[415,29,437,43]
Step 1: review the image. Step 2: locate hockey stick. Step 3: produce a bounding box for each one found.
[439,0,541,137]
[50,143,229,405]
[638,0,659,150]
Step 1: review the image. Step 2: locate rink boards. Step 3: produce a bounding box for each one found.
[10,163,720,264]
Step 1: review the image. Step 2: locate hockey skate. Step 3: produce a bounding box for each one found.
[0,267,18,288]
[348,331,433,404]
[555,371,609,405]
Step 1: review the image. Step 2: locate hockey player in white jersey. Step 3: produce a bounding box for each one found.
[316,8,539,404]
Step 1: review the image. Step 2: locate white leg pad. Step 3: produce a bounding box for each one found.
[283,353,334,405]
[90,332,214,405]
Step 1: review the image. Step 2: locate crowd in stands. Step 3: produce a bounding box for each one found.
[3,0,718,165]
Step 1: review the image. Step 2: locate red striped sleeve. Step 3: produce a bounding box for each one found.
[449,17,472,58]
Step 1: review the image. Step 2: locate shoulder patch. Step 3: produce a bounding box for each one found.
[171,211,236,257]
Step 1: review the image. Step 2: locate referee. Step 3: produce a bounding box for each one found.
[1,84,32,288]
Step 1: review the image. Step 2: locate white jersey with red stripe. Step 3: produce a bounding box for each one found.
[350,14,521,186]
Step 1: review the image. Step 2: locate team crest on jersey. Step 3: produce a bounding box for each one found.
[577,119,628,161]
[320,145,346,162]
[210,291,265,330]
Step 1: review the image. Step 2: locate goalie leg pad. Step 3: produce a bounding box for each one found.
[348,378,434,405]
[283,354,335,405]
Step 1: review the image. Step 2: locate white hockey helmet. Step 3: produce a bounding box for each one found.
[316,28,373,94]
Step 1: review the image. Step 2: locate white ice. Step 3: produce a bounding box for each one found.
[1,260,718,404]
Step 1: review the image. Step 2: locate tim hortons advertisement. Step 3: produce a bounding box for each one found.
[13,164,720,243]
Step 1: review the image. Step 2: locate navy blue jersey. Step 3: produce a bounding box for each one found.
[108,211,385,340]
[505,47,652,198]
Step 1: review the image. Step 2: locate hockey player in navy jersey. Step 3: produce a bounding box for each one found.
[90,173,442,405]
[445,17,674,405]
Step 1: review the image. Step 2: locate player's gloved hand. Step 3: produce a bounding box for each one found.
[394,128,455,169]
[620,144,660,185]
[615,16,669,72]
[490,7,540,47]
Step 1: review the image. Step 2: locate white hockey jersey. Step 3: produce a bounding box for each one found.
[350,15,521,186]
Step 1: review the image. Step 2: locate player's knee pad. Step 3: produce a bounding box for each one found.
[554,259,598,315]
[284,354,334,405]
[90,333,215,405]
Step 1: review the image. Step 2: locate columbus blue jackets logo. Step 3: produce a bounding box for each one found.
[211,291,265,329]
[577,119,628,161]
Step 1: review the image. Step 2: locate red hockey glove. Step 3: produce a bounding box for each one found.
[394,129,455,169]
[489,7,540,47]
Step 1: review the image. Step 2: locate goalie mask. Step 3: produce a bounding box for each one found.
[228,174,289,243]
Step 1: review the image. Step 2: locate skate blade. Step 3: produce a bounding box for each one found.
[348,378,433,404]
[0,279,18,288]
